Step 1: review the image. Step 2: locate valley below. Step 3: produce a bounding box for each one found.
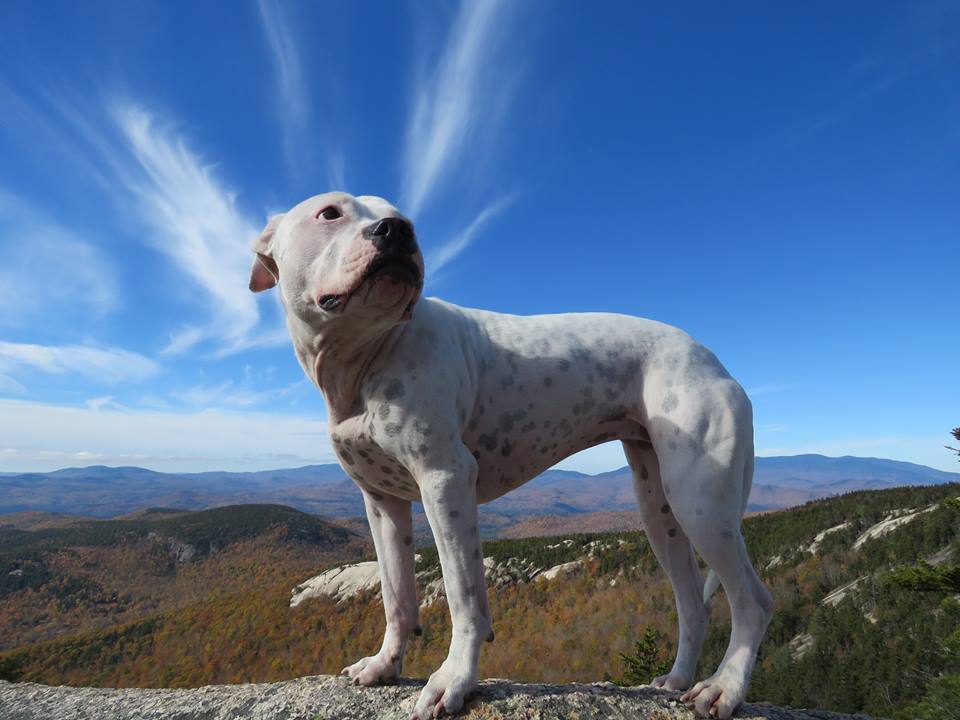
[0,466,958,719]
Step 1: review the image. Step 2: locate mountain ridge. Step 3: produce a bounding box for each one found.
[1,455,957,527]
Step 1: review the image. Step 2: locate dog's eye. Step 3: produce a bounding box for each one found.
[318,206,342,221]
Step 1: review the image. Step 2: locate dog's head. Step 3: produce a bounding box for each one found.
[249,192,423,329]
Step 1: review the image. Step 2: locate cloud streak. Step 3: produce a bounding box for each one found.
[257,0,308,176]
[169,379,304,409]
[0,341,159,384]
[402,0,514,218]
[256,0,345,190]
[0,398,332,473]
[0,189,117,326]
[426,194,517,278]
[112,105,283,355]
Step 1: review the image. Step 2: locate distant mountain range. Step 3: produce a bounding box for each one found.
[1,454,957,533]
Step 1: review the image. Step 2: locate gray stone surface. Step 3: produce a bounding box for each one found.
[0,676,875,720]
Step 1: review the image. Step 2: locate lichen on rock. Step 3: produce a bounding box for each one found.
[0,675,876,720]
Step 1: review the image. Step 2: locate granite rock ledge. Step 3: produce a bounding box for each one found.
[0,675,876,720]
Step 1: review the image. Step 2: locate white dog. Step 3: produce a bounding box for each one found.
[249,192,774,719]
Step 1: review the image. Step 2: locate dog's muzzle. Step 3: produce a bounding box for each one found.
[359,217,421,287]
[317,218,421,312]
[364,217,418,256]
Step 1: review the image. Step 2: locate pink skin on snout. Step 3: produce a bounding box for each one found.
[254,193,423,324]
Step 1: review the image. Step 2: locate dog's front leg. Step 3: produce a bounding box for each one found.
[410,455,491,720]
[341,490,419,685]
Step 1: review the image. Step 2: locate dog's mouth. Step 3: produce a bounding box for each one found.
[361,255,421,286]
[317,254,421,313]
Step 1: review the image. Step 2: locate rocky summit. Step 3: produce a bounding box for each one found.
[0,676,875,720]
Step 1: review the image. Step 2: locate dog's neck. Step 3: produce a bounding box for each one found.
[287,313,406,422]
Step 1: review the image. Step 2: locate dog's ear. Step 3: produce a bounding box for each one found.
[249,214,284,293]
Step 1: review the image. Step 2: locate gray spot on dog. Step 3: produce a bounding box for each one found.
[498,410,527,433]
[341,450,355,466]
[385,379,406,400]
[661,392,679,413]
[661,503,670,514]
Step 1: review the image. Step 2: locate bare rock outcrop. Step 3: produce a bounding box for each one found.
[0,675,875,720]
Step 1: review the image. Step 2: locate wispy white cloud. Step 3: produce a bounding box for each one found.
[257,0,345,190]
[0,398,332,473]
[758,423,788,433]
[169,379,304,408]
[402,0,516,218]
[110,104,284,355]
[0,375,27,395]
[0,341,159,384]
[85,396,127,412]
[0,81,114,192]
[257,0,307,172]
[783,3,960,146]
[746,382,791,398]
[0,189,117,326]
[426,194,517,278]
[160,325,205,356]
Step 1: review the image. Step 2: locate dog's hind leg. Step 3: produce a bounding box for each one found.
[649,384,775,719]
[624,439,710,691]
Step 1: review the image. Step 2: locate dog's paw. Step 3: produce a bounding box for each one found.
[679,670,747,719]
[340,651,401,686]
[651,670,692,691]
[409,661,476,719]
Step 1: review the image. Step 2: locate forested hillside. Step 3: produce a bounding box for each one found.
[1,484,957,719]
[0,505,367,649]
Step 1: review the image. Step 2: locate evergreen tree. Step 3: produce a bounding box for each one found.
[949,427,960,460]
[617,627,671,685]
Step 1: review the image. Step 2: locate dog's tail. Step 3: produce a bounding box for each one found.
[703,569,720,608]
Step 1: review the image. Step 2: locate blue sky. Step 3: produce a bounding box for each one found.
[0,1,957,473]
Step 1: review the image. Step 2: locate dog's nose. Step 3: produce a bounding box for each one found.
[365,218,417,255]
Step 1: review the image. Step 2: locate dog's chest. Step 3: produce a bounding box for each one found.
[330,416,420,500]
